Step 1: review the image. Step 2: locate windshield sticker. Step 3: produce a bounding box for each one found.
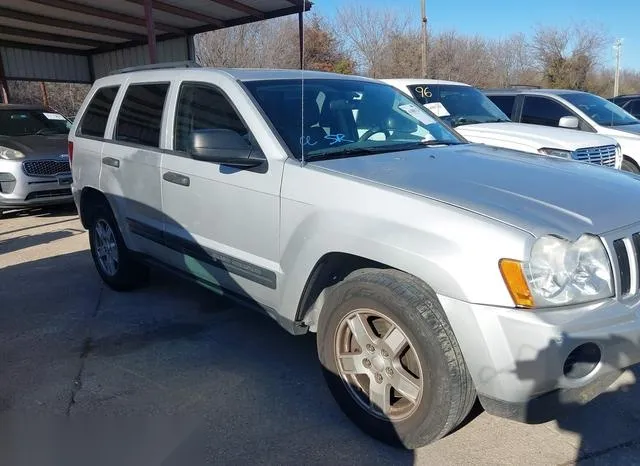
[300,136,318,147]
[424,102,450,117]
[43,112,66,120]
[325,134,354,145]
[413,86,433,99]
[398,104,436,125]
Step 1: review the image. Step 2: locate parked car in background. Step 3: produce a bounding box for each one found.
[484,88,640,173]
[610,94,640,119]
[0,104,73,215]
[71,64,640,449]
[383,79,622,170]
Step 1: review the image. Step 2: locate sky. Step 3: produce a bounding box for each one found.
[312,0,640,71]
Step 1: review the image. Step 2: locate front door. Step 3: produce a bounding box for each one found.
[160,80,283,310]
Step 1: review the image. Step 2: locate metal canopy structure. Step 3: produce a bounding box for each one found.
[0,0,311,101]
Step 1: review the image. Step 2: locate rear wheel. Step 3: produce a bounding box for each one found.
[317,269,475,449]
[621,157,639,173]
[88,202,148,291]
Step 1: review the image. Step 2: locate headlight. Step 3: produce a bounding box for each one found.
[0,146,25,160]
[500,234,613,308]
[538,147,574,158]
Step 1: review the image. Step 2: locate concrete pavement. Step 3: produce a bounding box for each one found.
[1,207,640,465]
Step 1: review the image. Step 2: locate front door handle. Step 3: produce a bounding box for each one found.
[102,157,120,168]
[163,171,190,187]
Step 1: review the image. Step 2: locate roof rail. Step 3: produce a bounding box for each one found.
[109,60,201,75]
[507,84,541,89]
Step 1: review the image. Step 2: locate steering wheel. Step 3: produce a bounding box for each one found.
[359,127,391,142]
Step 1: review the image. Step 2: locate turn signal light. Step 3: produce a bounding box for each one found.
[499,259,534,308]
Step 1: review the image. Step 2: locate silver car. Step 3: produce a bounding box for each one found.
[70,65,640,449]
[0,104,73,214]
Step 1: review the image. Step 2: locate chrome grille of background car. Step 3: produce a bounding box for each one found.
[611,232,640,297]
[22,159,71,177]
[573,145,617,167]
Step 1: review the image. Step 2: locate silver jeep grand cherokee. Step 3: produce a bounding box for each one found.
[0,104,73,214]
[70,65,640,449]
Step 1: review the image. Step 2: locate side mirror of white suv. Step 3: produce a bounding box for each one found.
[190,129,264,168]
[558,116,580,129]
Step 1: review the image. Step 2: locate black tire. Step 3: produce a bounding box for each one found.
[621,157,640,174]
[88,201,149,291]
[317,268,476,449]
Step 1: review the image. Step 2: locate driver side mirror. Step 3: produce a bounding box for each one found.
[558,116,579,129]
[190,129,264,168]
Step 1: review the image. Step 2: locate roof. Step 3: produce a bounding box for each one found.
[0,0,310,55]
[96,65,375,83]
[0,103,47,110]
[483,88,588,96]
[381,78,470,87]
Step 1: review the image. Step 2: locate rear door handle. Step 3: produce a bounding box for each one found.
[102,157,120,168]
[163,171,190,187]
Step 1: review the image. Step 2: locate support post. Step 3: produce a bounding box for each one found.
[421,0,428,78]
[144,0,158,64]
[0,51,9,104]
[40,82,49,108]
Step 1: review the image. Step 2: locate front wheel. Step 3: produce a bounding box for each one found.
[88,203,148,291]
[317,269,475,449]
[621,157,640,174]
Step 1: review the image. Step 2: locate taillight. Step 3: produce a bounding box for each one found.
[68,141,74,165]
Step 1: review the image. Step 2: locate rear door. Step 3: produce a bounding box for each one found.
[99,81,169,257]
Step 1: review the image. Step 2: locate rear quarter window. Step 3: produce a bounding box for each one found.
[78,86,120,138]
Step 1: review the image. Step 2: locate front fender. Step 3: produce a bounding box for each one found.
[277,208,530,324]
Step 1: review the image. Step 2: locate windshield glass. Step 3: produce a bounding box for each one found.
[0,109,71,137]
[559,92,639,127]
[406,84,511,127]
[243,79,463,160]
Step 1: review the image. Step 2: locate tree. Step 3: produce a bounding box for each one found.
[303,14,356,73]
[530,24,609,89]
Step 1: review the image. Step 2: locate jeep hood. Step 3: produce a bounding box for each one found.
[311,143,640,238]
[0,134,68,159]
[456,122,613,150]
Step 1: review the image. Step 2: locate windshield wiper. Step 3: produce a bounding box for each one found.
[35,128,64,135]
[306,140,461,161]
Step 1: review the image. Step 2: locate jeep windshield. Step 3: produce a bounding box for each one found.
[406,84,511,128]
[243,78,463,160]
[559,92,639,127]
[0,109,71,137]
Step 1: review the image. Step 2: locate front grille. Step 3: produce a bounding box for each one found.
[573,145,617,167]
[25,188,71,200]
[22,159,70,177]
[610,231,640,297]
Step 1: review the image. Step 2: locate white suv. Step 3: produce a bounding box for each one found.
[70,64,640,449]
[484,88,640,173]
[384,79,622,170]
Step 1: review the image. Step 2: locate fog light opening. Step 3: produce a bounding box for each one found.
[563,343,601,379]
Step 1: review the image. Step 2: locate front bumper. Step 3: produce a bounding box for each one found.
[0,159,73,209]
[439,294,640,423]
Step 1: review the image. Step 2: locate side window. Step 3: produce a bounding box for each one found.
[115,83,169,147]
[488,95,515,118]
[78,86,119,138]
[626,100,640,118]
[521,96,573,127]
[174,83,249,153]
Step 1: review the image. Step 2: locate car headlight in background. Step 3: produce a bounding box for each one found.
[538,147,574,159]
[615,143,622,169]
[500,234,614,308]
[0,146,25,160]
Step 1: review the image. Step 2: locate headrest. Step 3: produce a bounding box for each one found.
[386,114,418,133]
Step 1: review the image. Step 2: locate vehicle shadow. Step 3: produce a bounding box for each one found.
[509,333,640,463]
[0,228,84,255]
[1,203,77,220]
[0,248,414,465]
